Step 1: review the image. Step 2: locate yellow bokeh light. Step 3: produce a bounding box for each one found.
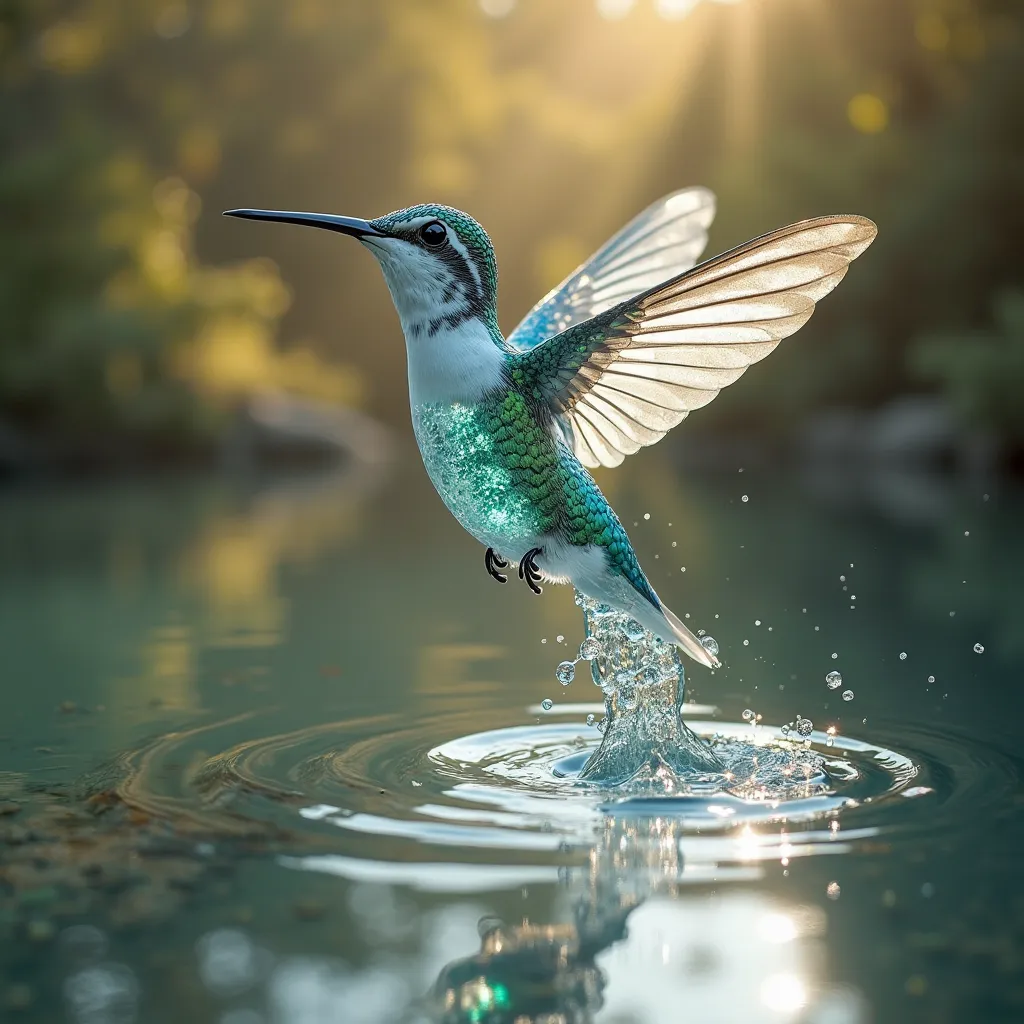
[847,93,889,134]
[915,12,950,51]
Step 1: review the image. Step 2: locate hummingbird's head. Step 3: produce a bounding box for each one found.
[224,203,498,342]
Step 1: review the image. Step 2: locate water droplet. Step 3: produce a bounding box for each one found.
[899,652,907,661]
[741,494,749,503]
[541,698,553,711]
[680,566,686,572]
[742,709,754,722]
[964,530,969,536]
[927,675,935,683]
[827,881,841,900]
[826,736,835,747]
[840,575,846,582]
[755,619,761,626]
[781,724,791,736]
[540,638,547,644]
[586,713,596,727]
[700,635,719,657]
[826,670,843,689]
[579,637,601,661]
[556,634,564,643]
[555,661,575,686]
[842,690,855,701]
[671,541,677,547]
[973,643,985,654]
[743,639,749,646]
[643,512,651,520]
[831,652,839,660]
[697,628,706,636]
[797,718,813,737]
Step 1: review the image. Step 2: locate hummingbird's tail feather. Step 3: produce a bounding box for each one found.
[548,540,719,669]
[660,602,720,670]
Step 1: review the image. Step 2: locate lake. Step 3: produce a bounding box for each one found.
[1,444,1021,1023]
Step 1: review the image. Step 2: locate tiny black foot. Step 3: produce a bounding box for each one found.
[518,547,544,595]
[485,547,508,584]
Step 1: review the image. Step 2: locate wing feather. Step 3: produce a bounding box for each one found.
[511,215,877,468]
[506,188,716,351]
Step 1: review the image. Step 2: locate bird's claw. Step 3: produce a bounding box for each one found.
[518,547,544,595]
[485,547,508,584]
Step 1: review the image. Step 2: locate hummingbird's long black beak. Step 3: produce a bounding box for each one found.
[223,209,385,238]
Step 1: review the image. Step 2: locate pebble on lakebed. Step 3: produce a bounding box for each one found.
[0,773,285,946]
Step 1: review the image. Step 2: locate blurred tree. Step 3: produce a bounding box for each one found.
[912,291,1024,445]
[2,0,1023,461]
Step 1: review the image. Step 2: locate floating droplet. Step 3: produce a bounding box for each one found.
[797,718,813,737]
[556,634,565,643]
[755,619,761,626]
[826,670,843,689]
[827,881,841,900]
[973,643,985,654]
[842,690,855,701]
[899,652,907,661]
[840,575,846,582]
[742,708,754,721]
[671,541,677,547]
[781,723,791,736]
[579,637,601,661]
[831,652,839,660]
[643,513,651,520]
[555,661,575,686]
[586,713,596,727]
[743,639,749,646]
[927,675,935,683]
[700,635,719,657]
[541,698,553,711]
[741,494,749,503]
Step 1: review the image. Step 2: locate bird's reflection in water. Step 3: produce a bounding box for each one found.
[430,815,866,1024]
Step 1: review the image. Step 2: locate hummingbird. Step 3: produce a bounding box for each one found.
[226,190,875,670]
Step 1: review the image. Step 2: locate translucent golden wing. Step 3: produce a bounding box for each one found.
[506,188,716,351]
[511,215,878,468]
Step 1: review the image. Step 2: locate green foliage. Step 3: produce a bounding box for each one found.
[912,292,1024,442]
[1,0,1022,457]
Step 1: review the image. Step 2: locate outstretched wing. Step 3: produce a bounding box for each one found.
[508,215,878,468]
[506,188,716,352]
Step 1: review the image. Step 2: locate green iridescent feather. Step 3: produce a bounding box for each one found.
[479,378,658,607]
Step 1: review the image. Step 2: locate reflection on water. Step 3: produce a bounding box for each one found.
[2,449,1024,1022]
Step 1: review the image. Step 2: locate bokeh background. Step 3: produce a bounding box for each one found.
[3,0,1023,471]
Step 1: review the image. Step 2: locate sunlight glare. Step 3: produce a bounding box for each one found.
[596,0,637,20]
[758,912,798,944]
[478,0,516,17]
[656,0,701,19]
[761,973,808,1013]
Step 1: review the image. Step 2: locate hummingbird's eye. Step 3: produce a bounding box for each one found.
[419,221,447,247]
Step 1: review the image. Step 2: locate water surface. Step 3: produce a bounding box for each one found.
[1,448,1022,1023]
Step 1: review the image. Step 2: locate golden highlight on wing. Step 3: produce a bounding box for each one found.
[507,187,716,351]
[553,215,878,468]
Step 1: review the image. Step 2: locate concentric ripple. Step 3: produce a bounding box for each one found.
[101,701,1020,888]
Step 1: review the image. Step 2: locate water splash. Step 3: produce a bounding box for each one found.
[573,590,725,787]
